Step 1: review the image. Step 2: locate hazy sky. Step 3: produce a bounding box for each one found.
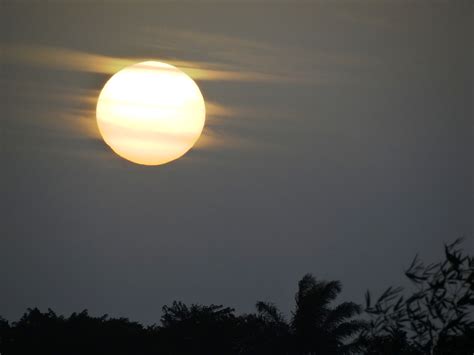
[1,1,473,324]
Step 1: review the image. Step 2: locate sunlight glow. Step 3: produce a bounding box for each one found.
[96,61,206,165]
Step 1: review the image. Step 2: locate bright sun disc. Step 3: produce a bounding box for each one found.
[96,61,206,165]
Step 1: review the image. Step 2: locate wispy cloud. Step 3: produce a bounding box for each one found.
[2,43,290,83]
[2,24,380,158]
[141,27,378,86]
[2,44,135,74]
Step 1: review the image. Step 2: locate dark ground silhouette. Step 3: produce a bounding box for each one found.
[1,239,472,355]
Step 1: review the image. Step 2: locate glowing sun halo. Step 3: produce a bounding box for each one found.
[96,61,206,165]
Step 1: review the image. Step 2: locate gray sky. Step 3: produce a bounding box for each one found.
[1,1,473,325]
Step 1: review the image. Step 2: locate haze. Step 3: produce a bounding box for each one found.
[1,1,472,324]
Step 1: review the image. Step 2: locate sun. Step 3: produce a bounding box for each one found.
[96,61,206,165]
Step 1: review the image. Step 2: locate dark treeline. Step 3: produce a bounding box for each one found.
[1,239,472,355]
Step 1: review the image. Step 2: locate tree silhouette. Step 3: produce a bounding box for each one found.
[0,316,10,351]
[1,238,471,354]
[235,302,291,354]
[158,301,239,354]
[1,308,154,355]
[291,274,365,354]
[361,238,474,355]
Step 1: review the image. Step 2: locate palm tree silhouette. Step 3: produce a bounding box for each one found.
[291,274,364,355]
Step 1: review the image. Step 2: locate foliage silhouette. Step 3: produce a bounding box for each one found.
[158,301,239,354]
[291,274,365,354]
[235,301,291,354]
[361,238,474,355]
[0,308,155,355]
[0,238,472,354]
